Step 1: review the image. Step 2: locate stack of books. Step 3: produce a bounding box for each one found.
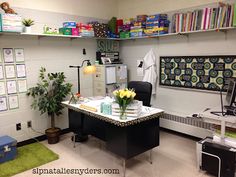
[112,100,143,117]
[172,2,236,33]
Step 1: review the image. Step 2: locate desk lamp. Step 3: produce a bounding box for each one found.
[69,60,96,142]
[69,59,96,93]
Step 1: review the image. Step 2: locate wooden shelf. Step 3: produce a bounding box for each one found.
[0,26,235,41]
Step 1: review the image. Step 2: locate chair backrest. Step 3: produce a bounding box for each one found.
[128,81,152,107]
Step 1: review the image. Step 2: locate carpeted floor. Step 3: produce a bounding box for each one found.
[0,142,59,177]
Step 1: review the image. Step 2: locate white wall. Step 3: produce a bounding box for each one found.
[1,0,235,142]
[120,31,236,116]
[0,35,96,142]
[2,0,118,20]
[118,0,236,138]
[117,0,232,18]
[0,1,111,142]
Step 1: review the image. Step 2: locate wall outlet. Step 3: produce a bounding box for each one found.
[16,123,21,131]
[27,121,32,128]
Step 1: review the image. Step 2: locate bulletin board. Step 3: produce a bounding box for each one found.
[159,56,236,91]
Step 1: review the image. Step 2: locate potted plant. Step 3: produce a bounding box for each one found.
[22,18,34,33]
[27,67,72,144]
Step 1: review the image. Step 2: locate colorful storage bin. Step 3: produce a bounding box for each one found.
[59,28,72,35]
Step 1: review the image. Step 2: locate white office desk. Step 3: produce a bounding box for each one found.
[199,109,236,139]
[62,99,164,126]
[62,98,164,155]
[196,110,236,176]
[62,98,164,177]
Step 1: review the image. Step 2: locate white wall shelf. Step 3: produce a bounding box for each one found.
[0,26,235,41]
[118,27,236,40]
[0,32,118,40]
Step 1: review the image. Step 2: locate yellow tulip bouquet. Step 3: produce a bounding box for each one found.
[113,88,136,119]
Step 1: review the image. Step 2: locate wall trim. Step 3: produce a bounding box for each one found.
[17,128,70,147]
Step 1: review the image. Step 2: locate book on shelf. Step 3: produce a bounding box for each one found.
[234,3,236,27]
[171,2,235,33]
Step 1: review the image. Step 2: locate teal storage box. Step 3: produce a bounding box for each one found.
[0,136,17,163]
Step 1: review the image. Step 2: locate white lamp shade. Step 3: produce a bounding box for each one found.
[83,65,96,74]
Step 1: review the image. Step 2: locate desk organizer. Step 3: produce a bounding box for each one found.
[112,100,143,117]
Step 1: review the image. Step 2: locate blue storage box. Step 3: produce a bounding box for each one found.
[0,136,17,163]
[63,21,76,28]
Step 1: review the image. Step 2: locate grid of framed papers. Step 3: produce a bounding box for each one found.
[0,48,27,111]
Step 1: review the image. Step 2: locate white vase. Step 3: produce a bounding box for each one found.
[24,26,31,33]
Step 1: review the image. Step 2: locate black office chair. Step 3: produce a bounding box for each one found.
[128,81,152,107]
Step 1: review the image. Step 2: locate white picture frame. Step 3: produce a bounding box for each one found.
[6,80,17,94]
[0,82,6,95]
[17,79,27,93]
[8,95,19,110]
[101,57,111,64]
[16,64,26,78]
[0,65,4,80]
[3,48,14,63]
[14,48,25,62]
[0,96,7,111]
[0,49,2,63]
[5,65,16,79]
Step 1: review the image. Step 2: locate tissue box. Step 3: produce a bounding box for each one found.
[101,102,112,115]
[112,100,143,117]
[0,136,17,163]
[63,21,76,28]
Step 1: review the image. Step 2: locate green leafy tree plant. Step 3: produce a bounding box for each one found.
[27,67,72,144]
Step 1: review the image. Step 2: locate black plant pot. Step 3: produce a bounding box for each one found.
[45,127,61,144]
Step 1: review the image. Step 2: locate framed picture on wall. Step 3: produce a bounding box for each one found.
[17,79,27,93]
[0,65,4,80]
[0,49,2,63]
[8,95,19,110]
[101,57,111,64]
[14,48,25,62]
[16,64,26,78]
[0,96,7,111]
[0,82,6,95]
[3,48,14,63]
[5,65,16,79]
[6,80,17,94]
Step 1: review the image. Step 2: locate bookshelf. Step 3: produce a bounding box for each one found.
[0,32,119,40]
[170,2,235,33]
